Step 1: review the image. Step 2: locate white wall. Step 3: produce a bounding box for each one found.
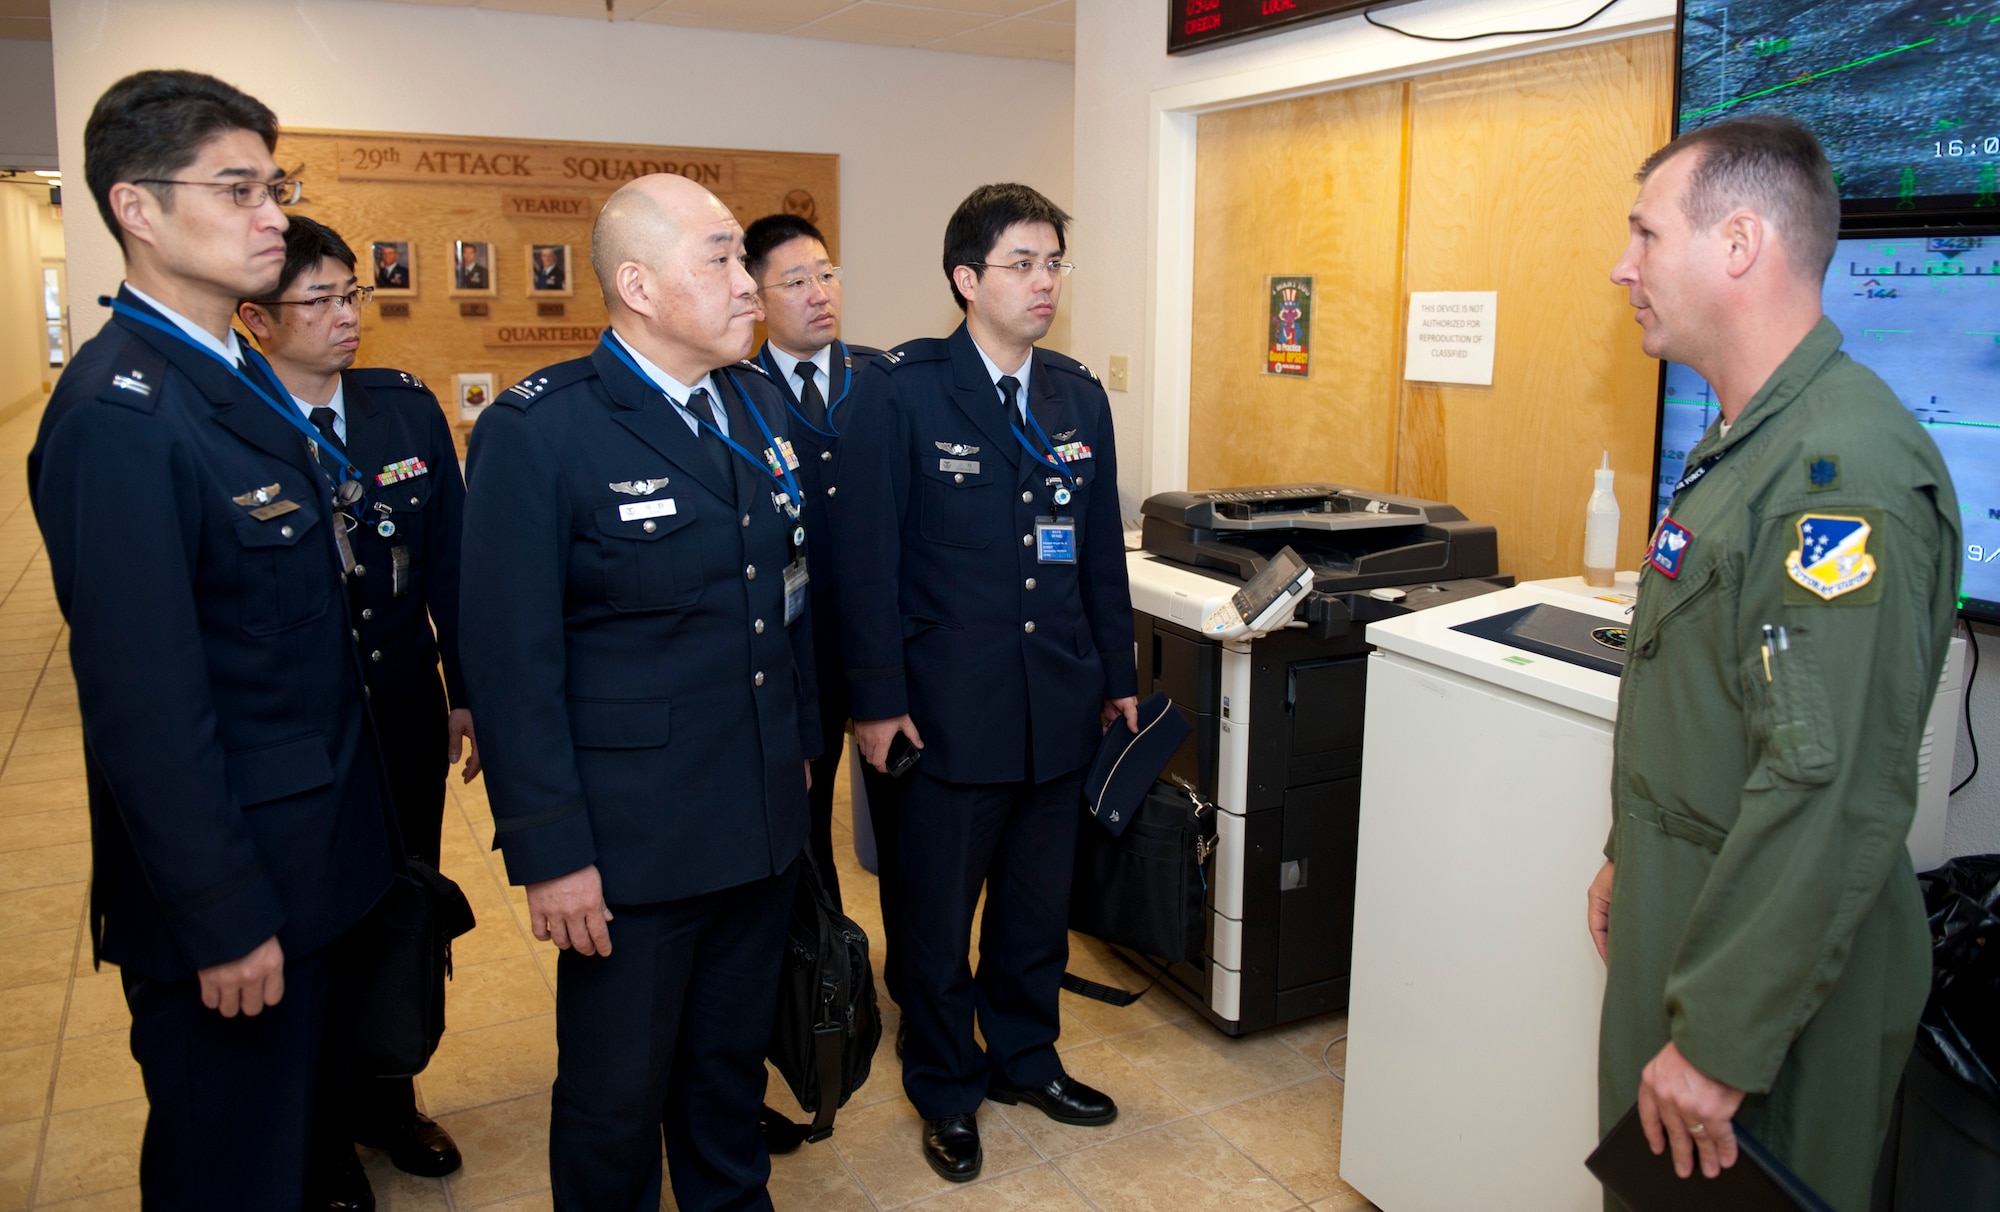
[1071,0,1675,515]
[50,0,1074,352]
[0,182,56,412]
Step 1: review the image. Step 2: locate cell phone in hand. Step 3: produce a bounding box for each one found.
[884,730,921,779]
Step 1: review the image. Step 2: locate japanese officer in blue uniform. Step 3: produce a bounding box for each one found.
[830,183,1139,1182]
[237,215,472,1206]
[28,70,393,1210]
[743,211,891,913]
[459,173,820,1212]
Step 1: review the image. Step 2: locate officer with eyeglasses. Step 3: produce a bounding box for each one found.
[237,214,473,1211]
[29,70,394,1210]
[742,214,890,913]
[830,182,1138,1183]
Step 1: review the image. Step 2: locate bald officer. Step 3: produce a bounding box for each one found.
[460,175,820,1212]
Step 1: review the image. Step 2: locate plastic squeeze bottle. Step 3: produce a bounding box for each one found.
[1583,452,1619,588]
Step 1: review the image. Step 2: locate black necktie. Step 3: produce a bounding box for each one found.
[308,406,344,478]
[794,362,827,429]
[682,388,733,482]
[997,374,1021,422]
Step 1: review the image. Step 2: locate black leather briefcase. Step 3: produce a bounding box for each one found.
[342,861,477,1079]
[768,855,881,1142]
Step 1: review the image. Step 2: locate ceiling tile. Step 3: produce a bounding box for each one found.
[473,0,620,15]
[888,0,1049,14]
[632,11,799,33]
[647,0,850,21]
[799,2,989,39]
[939,15,1070,52]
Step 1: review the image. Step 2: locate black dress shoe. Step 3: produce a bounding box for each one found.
[921,1113,982,1183]
[304,1143,375,1212]
[355,1112,462,1178]
[986,1073,1118,1126]
[761,1105,811,1156]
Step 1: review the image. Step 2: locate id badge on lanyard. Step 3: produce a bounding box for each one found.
[1035,516,1076,564]
[783,556,810,625]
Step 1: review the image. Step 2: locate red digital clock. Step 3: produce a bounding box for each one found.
[1167,0,1387,55]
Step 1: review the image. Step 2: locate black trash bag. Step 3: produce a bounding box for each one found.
[1914,855,2000,1104]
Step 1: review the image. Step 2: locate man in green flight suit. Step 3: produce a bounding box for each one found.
[1590,115,1960,1210]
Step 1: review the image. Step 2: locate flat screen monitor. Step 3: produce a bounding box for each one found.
[1676,2,2000,214]
[1651,228,2000,620]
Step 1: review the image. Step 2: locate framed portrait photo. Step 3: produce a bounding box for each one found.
[526,243,574,297]
[369,240,415,296]
[449,240,496,297]
[455,372,496,423]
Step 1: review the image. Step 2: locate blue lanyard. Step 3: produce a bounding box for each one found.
[103,296,367,500]
[1007,385,1075,489]
[759,340,852,439]
[599,336,805,513]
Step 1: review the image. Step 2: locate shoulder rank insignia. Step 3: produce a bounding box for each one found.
[112,369,151,396]
[609,478,669,496]
[232,483,282,507]
[935,441,980,457]
[376,458,429,486]
[883,350,904,364]
[506,376,551,400]
[1806,456,1839,492]
[401,371,425,389]
[1787,513,1876,600]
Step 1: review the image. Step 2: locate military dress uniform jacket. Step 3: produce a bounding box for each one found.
[27,289,394,981]
[459,342,820,903]
[756,339,887,724]
[831,323,1137,785]
[340,368,467,713]
[1601,319,1960,1210]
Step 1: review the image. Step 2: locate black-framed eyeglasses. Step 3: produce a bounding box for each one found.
[130,178,304,208]
[969,259,1075,278]
[259,287,375,315]
[757,268,842,297]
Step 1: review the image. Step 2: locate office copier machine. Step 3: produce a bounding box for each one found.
[1123,484,1508,1035]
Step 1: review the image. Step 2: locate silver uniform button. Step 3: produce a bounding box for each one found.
[351,630,360,642]
[954,473,964,484]
[1021,491,1033,503]
[353,564,366,577]
[1025,578,1037,590]
[746,564,757,580]
[821,450,833,462]
[280,525,295,538]
[754,671,765,687]
[1022,534,1033,547]
[360,608,373,620]
[754,619,765,634]
[827,485,837,497]
[742,514,751,527]
[410,496,420,505]
[370,650,382,662]
[642,520,657,533]
[1023,621,1036,634]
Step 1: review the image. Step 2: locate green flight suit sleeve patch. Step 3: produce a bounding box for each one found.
[1805,456,1839,492]
[1783,507,1884,606]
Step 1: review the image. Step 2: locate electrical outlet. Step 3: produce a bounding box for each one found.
[1107,353,1130,392]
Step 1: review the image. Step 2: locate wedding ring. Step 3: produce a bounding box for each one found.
[1689,1123,1706,1135]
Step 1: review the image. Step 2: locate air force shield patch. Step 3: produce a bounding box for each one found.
[1786,512,1878,602]
[1646,516,1693,579]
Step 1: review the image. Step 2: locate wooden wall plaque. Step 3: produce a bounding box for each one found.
[274,127,838,452]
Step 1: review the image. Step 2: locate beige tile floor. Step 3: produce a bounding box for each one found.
[0,397,1377,1212]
